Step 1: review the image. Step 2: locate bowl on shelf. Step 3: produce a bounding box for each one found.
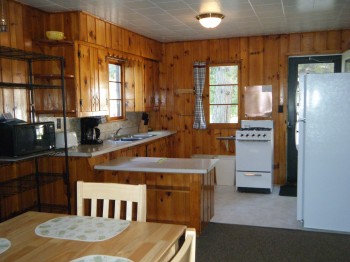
[46,31,64,40]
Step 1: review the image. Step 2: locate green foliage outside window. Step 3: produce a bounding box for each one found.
[209,65,239,124]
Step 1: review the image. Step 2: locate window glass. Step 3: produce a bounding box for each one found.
[209,65,239,124]
[108,62,124,120]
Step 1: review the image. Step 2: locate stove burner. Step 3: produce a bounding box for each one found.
[239,127,272,131]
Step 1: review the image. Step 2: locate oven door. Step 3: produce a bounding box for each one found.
[236,140,273,172]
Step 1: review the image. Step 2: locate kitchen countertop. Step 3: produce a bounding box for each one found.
[95,156,219,174]
[61,130,176,158]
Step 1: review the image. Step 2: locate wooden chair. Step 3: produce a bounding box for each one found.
[76,181,147,222]
[171,228,196,262]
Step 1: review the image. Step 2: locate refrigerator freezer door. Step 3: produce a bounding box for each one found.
[302,73,350,232]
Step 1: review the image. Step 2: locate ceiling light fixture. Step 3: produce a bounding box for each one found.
[0,0,7,32]
[196,13,225,29]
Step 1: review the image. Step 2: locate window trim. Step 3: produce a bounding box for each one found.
[108,58,126,121]
[204,62,241,129]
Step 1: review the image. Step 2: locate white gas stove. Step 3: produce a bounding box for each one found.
[235,120,274,192]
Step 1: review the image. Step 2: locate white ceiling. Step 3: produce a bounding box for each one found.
[16,0,350,43]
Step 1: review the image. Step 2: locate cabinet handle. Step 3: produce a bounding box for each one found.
[244,173,262,176]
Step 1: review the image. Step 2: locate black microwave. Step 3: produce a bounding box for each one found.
[0,121,55,157]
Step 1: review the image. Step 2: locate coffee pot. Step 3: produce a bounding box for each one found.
[81,117,103,144]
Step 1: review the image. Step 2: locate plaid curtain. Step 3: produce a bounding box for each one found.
[193,62,207,129]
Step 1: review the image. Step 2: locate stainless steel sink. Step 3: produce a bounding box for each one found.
[132,134,156,139]
[119,137,144,141]
[106,139,130,145]
[110,133,156,142]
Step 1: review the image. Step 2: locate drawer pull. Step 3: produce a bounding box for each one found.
[244,173,262,176]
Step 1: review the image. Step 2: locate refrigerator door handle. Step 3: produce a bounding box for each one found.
[297,118,306,123]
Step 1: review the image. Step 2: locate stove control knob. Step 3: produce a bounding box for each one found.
[252,134,255,137]
[240,134,244,137]
[257,134,261,137]
[263,134,266,137]
[246,134,249,137]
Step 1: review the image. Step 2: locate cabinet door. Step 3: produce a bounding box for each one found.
[97,48,109,112]
[125,61,135,112]
[134,60,145,112]
[78,43,94,114]
[143,60,153,111]
[144,60,159,112]
[78,43,108,116]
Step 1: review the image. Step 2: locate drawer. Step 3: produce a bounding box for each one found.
[236,171,272,191]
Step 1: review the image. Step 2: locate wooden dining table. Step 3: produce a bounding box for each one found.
[0,211,186,262]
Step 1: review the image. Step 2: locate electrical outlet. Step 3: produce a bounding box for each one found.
[57,118,61,129]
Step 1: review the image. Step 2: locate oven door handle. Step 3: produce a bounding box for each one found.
[244,173,262,176]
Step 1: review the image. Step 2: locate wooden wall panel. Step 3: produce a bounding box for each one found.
[314,31,327,51]
[158,30,350,185]
[327,30,341,50]
[86,14,96,44]
[301,32,314,52]
[263,35,281,182]
[229,38,240,61]
[248,36,264,85]
[79,12,88,42]
[46,13,64,33]
[209,39,229,62]
[105,22,111,48]
[288,34,301,53]
[341,30,350,50]
[95,19,106,46]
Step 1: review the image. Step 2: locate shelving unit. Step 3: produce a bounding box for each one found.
[0,45,71,221]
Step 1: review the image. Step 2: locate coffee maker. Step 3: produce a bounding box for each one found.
[80,117,103,144]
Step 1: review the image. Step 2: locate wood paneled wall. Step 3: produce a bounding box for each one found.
[153,30,350,184]
[1,0,350,184]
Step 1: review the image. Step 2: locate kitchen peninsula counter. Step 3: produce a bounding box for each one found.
[95,156,218,234]
[95,156,218,174]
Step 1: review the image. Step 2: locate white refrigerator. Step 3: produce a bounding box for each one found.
[296,73,350,233]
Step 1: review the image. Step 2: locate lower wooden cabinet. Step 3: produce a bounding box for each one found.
[102,169,215,234]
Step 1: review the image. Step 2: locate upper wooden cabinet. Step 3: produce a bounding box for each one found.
[76,42,109,116]
[143,59,159,112]
[123,59,159,113]
[31,11,161,117]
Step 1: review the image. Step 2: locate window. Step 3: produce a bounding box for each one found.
[208,64,239,124]
[108,61,125,120]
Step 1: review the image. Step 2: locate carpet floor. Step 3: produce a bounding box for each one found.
[197,222,350,262]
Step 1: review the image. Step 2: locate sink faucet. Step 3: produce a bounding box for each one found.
[111,128,123,141]
[115,128,122,135]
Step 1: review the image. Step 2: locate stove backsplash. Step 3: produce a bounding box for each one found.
[38,112,143,144]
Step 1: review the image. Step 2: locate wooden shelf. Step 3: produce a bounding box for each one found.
[35,39,74,47]
[33,74,75,79]
[35,109,76,114]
